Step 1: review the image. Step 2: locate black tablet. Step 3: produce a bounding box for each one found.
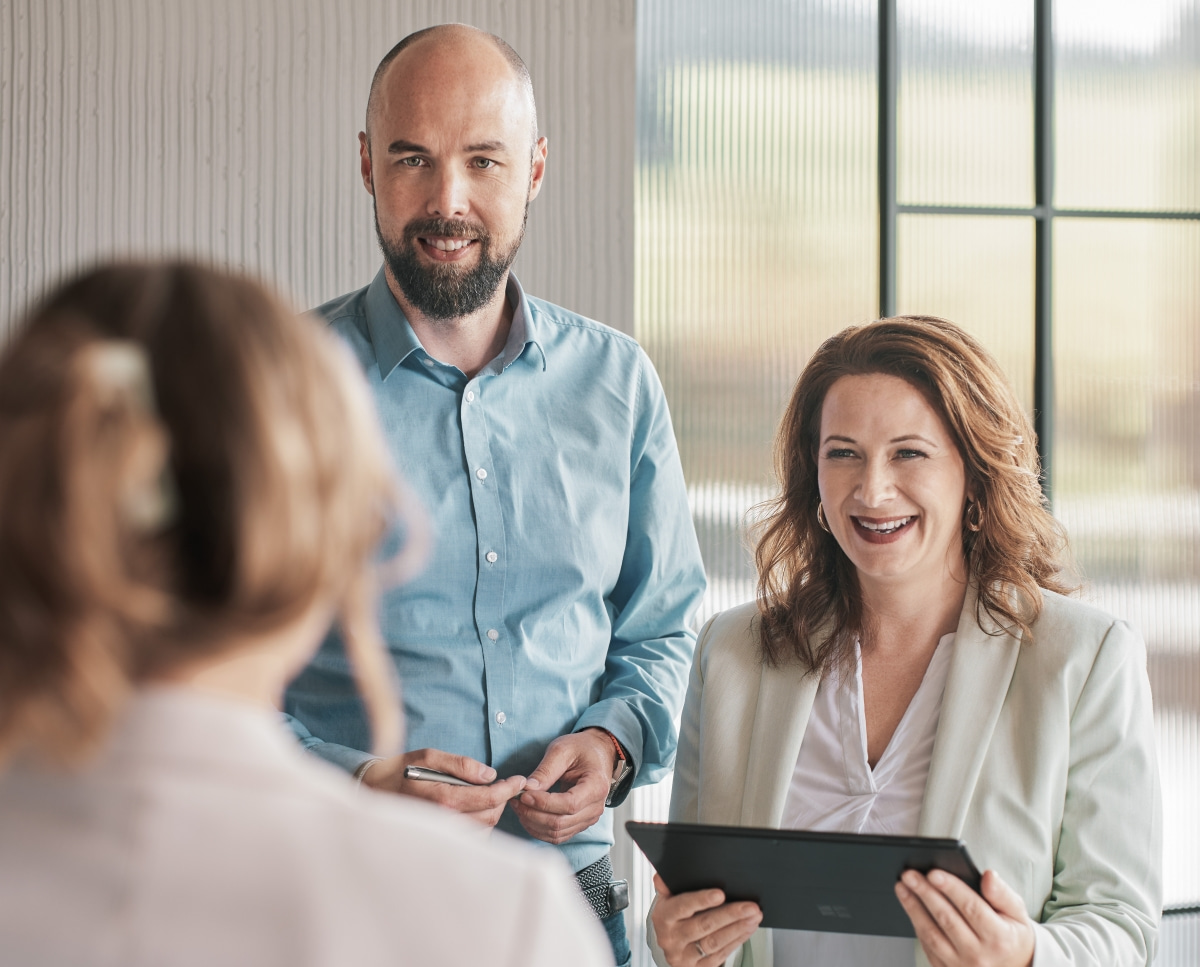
[626,820,982,938]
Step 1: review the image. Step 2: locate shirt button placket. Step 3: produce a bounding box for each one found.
[461,378,513,758]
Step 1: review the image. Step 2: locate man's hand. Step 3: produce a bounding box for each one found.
[360,748,526,828]
[510,729,616,844]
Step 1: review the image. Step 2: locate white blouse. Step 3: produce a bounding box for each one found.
[0,687,610,967]
[773,633,955,967]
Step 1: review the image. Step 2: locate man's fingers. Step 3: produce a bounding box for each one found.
[510,795,604,844]
[421,776,524,828]
[524,730,613,792]
[523,741,572,792]
[380,748,526,828]
[518,772,607,813]
[405,748,497,784]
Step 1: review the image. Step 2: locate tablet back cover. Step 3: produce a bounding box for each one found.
[627,821,980,937]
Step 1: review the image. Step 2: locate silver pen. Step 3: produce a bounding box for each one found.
[403,765,476,787]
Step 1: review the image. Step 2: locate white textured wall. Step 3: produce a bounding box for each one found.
[0,0,635,335]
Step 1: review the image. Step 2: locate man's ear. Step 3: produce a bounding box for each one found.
[359,131,374,195]
[527,136,548,202]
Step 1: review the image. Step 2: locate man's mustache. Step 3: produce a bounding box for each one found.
[403,218,489,242]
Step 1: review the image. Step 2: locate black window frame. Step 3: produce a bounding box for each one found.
[876,0,1200,501]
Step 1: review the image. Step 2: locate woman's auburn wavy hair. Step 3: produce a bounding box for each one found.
[752,315,1075,671]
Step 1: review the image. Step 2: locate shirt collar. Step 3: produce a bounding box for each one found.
[365,268,546,381]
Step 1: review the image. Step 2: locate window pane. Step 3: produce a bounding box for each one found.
[1054,217,1200,906]
[898,0,1034,208]
[897,213,1035,409]
[1056,0,1200,212]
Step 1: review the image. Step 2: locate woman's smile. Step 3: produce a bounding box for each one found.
[852,515,916,543]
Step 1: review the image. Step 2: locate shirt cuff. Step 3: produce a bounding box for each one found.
[353,757,383,786]
[573,703,644,806]
[304,739,380,777]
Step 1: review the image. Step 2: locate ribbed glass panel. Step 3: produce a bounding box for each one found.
[630,3,877,958]
[1055,0,1200,212]
[1158,907,1200,967]
[1054,218,1200,909]
[637,0,878,619]
[897,0,1034,208]
[897,213,1034,410]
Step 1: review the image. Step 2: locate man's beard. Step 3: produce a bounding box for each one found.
[376,209,527,321]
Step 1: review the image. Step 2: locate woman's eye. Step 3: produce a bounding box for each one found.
[896,448,926,459]
[825,448,856,459]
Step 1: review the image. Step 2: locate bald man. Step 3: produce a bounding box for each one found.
[284,26,706,965]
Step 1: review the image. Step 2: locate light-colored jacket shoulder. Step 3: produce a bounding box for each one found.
[696,600,762,669]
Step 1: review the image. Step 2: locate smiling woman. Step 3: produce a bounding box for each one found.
[816,372,969,599]
[756,315,1071,675]
[648,316,1162,967]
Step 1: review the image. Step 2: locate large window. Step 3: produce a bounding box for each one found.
[627,1,1200,961]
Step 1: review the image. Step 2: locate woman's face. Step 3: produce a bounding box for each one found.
[816,373,969,595]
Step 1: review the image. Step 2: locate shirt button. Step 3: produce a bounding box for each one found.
[495,711,507,725]
[422,358,435,367]
[476,468,487,480]
[465,390,476,403]
[486,551,498,563]
[487,628,499,641]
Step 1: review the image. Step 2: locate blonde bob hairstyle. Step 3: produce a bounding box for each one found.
[0,262,420,765]
[753,315,1073,671]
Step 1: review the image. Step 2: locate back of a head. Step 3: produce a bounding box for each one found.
[0,261,407,765]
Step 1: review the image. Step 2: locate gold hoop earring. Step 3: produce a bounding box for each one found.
[816,502,830,533]
[965,501,983,533]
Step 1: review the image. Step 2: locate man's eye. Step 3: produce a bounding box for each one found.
[473,158,497,169]
[399,157,424,167]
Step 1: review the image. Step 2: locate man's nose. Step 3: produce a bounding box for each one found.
[428,165,469,218]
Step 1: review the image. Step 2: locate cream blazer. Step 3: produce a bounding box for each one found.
[651,587,1161,967]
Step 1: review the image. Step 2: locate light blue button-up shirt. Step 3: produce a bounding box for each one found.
[285,269,706,871]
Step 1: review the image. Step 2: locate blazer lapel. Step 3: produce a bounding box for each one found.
[918,585,1021,837]
[739,659,820,828]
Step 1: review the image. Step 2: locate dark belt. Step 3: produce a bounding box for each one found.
[575,854,630,920]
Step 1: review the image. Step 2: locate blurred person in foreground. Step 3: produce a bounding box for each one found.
[0,261,612,967]
[649,317,1161,967]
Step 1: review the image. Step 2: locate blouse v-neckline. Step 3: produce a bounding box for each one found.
[782,631,956,836]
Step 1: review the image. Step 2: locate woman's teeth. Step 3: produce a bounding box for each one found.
[857,517,912,533]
